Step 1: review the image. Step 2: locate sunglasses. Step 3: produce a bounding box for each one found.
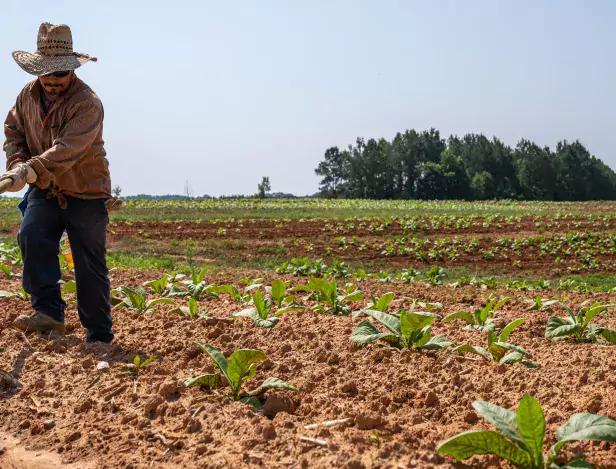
[42,70,71,78]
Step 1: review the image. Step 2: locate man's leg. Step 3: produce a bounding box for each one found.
[63,197,113,343]
[15,188,66,331]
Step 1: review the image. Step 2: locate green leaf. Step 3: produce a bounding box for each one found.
[437,430,531,466]
[357,309,401,335]
[253,290,268,318]
[521,360,539,369]
[373,292,395,312]
[546,317,581,339]
[139,356,156,367]
[147,298,176,308]
[239,396,262,408]
[516,394,545,468]
[400,311,436,342]
[499,318,527,342]
[600,328,616,344]
[553,413,616,454]
[582,303,612,328]
[227,349,267,398]
[248,377,298,396]
[185,373,223,389]
[453,345,491,361]
[254,317,279,328]
[557,461,594,469]
[188,298,198,316]
[343,291,365,303]
[418,335,452,350]
[62,280,77,294]
[350,320,395,346]
[488,342,508,362]
[500,351,524,365]
[133,355,141,366]
[274,305,303,317]
[413,325,431,347]
[472,401,527,449]
[271,280,286,307]
[195,342,229,382]
[442,311,476,325]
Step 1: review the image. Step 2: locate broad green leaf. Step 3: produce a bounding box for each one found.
[489,342,509,362]
[248,377,298,396]
[184,373,223,389]
[500,351,524,365]
[359,309,401,335]
[600,328,616,344]
[133,355,141,366]
[496,342,529,357]
[274,305,303,317]
[521,360,539,369]
[582,304,609,328]
[400,311,436,342]
[227,349,267,397]
[472,401,526,449]
[418,335,452,350]
[239,396,262,408]
[169,306,191,317]
[188,298,198,316]
[374,292,395,312]
[147,298,176,308]
[553,413,616,454]
[499,318,527,342]
[413,325,431,347]
[254,317,279,328]
[516,394,545,468]
[62,280,77,294]
[557,461,594,469]
[546,317,581,339]
[557,301,578,322]
[437,430,531,466]
[140,356,156,367]
[443,311,475,325]
[350,320,395,345]
[196,342,229,382]
[343,291,365,303]
[253,290,268,318]
[271,280,286,306]
[234,307,259,318]
[453,344,492,361]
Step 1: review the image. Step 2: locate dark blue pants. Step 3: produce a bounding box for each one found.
[18,187,113,343]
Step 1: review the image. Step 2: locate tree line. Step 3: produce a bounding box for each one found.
[315,129,616,200]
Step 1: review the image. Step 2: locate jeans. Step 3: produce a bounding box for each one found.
[18,186,114,343]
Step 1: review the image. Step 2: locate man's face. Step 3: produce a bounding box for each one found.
[39,70,74,100]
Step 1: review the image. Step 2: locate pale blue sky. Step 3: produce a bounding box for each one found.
[1,1,614,197]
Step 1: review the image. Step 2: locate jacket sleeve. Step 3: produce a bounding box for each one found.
[27,98,103,190]
[3,93,31,171]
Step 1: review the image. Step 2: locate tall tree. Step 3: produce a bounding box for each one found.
[315,147,345,197]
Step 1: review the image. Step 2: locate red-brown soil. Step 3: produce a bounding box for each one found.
[2,270,616,468]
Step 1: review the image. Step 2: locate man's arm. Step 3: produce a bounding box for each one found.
[27,98,103,190]
[3,93,31,171]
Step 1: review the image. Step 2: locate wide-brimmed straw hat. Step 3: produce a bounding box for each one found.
[12,23,97,76]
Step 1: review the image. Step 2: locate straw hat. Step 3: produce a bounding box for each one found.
[12,23,97,76]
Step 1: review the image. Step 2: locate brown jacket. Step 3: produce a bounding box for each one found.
[3,76,111,200]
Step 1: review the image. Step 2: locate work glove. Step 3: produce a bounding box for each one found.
[105,198,123,212]
[0,164,37,192]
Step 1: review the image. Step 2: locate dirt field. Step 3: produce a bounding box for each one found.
[3,266,616,468]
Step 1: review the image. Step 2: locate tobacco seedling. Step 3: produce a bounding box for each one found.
[214,284,252,304]
[526,296,558,312]
[169,298,210,319]
[0,288,30,301]
[0,265,21,280]
[300,278,364,315]
[545,302,616,344]
[443,297,510,332]
[350,305,453,350]
[452,327,537,368]
[366,292,395,312]
[234,290,302,328]
[185,342,297,407]
[438,394,616,468]
[265,279,297,309]
[145,274,188,298]
[121,355,157,376]
[112,286,175,314]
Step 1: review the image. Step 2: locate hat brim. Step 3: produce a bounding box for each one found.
[12,51,96,76]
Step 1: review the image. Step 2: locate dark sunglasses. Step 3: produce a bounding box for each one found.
[42,70,71,78]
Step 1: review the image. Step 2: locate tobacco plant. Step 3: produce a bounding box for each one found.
[545,302,616,344]
[145,274,188,298]
[293,278,363,315]
[350,305,453,350]
[526,296,559,312]
[112,286,175,314]
[438,394,616,468]
[443,297,510,332]
[452,328,536,368]
[185,342,297,407]
[234,290,302,328]
[169,298,210,319]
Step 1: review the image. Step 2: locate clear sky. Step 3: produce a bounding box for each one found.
[1,0,614,197]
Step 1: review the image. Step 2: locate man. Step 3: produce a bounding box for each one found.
[1,23,119,344]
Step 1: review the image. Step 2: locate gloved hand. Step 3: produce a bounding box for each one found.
[105,198,123,212]
[0,164,37,192]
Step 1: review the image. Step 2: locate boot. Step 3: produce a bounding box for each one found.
[13,312,65,334]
